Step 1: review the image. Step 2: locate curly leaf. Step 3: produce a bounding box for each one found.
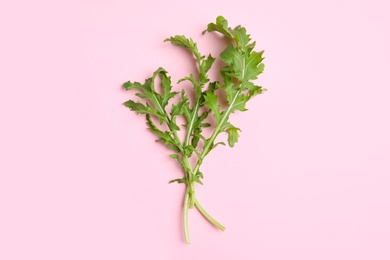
[224,123,241,147]
[202,16,234,38]
[220,45,264,82]
[204,90,221,124]
[165,35,202,62]
[146,114,179,151]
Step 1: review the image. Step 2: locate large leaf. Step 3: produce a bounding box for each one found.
[220,45,264,82]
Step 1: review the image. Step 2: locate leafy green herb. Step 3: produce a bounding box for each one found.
[123,16,265,244]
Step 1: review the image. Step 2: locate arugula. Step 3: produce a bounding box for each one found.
[123,16,265,244]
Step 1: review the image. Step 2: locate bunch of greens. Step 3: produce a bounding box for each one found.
[123,16,265,244]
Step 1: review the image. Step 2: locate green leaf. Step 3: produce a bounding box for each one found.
[202,16,234,38]
[212,141,226,149]
[123,80,145,91]
[224,123,241,147]
[169,178,187,184]
[184,145,195,157]
[191,127,202,148]
[160,69,178,108]
[169,154,180,159]
[230,94,249,113]
[199,55,215,85]
[124,68,179,121]
[124,100,150,114]
[196,171,204,179]
[220,45,265,82]
[169,120,180,131]
[200,55,215,73]
[171,90,189,117]
[232,26,250,51]
[218,77,249,113]
[146,114,179,151]
[203,16,252,52]
[193,150,202,162]
[178,73,203,100]
[187,109,209,148]
[243,51,265,81]
[149,68,175,112]
[178,73,196,85]
[165,35,202,62]
[204,90,221,123]
[245,82,264,97]
[204,81,219,95]
[192,174,203,185]
[123,100,164,120]
[219,75,238,105]
[167,36,215,103]
[220,44,246,81]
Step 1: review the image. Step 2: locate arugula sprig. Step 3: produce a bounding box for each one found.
[123,16,265,244]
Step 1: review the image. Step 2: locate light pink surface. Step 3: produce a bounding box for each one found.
[1,0,390,259]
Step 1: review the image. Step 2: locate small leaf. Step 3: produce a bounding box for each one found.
[165,35,202,62]
[225,123,241,147]
[219,75,239,105]
[243,51,265,81]
[160,70,178,108]
[212,141,226,149]
[202,16,234,38]
[123,81,145,91]
[220,44,245,81]
[178,73,196,85]
[169,120,180,131]
[171,90,189,117]
[192,174,203,185]
[184,145,195,157]
[204,91,221,123]
[146,114,179,151]
[193,150,202,162]
[200,55,215,73]
[123,100,162,119]
[169,178,187,184]
[123,100,148,113]
[191,127,202,148]
[166,144,180,152]
[230,94,249,113]
[232,26,250,51]
[199,55,215,85]
[169,154,180,159]
[245,82,264,97]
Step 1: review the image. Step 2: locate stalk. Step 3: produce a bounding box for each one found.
[195,198,225,231]
[165,107,225,242]
[165,72,242,243]
[183,191,190,244]
[181,155,196,208]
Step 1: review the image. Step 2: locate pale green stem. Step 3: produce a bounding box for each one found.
[181,156,196,208]
[195,198,225,231]
[183,191,190,244]
[189,181,196,208]
[163,96,227,242]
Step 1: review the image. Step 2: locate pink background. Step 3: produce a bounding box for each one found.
[1,0,390,259]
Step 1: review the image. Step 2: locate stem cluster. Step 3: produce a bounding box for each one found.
[123,16,265,244]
